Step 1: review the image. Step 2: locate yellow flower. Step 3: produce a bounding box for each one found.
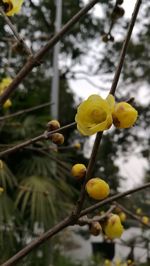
[104,214,124,239]
[75,94,115,136]
[112,102,138,129]
[2,0,24,16]
[86,177,110,200]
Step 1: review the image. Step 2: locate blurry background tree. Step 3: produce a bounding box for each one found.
[0,0,149,265]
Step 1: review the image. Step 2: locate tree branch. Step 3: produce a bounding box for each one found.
[1,182,150,266]
[0,0,101,106]
[72,0,142,218]
[0,102,53,121]
[0,122,76,157]
[115,202,150,228]
[0,7,32,56]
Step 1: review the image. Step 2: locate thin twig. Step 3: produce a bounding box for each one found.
[73,132,103,217]
[0,0,101,106]
[0,122,76,157]
[77,205,115,226]
[115,202,150,228]
[0,7,32,56]
[0,102,53,121]
[72,0,142,217]
[2,182,150,266]
[80,182,150,217]
[110,0,142,95]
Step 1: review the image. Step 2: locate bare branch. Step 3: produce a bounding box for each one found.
[110,0,142,95]
[0,102,53,121]
[2,182,150,266]
[0,7,32,56]
[72,0,142,217]
[0,122,76,157]
[0,0,101,106]
[80,182,150,217]
[115,202,150,228]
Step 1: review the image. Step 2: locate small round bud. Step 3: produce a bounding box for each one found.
[0,160,4,169]
[71,164,86,180]
[104,214,124,239]
[89,221,102,236]
[117,0,124,5]
[0,187,4,194]
[51,133,64,145]
[102,34,109,43]
[136,208,142,215]
[112,102,138,129]
[73,142,81,150]
[104,259,112,266]
[111,6,125,20]
[109,35,115,42]
[141,216,149,225]
[119,212,127,222]
[86,178,110,200]
[47,120,60,131]
[3,99,12,109]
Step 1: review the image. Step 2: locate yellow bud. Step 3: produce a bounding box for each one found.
[3,99,12,109]
[127,260,133,265]
[0,160,4,169]
[47,120,60,131]
[119,212,127,222]
[86,178,110,200]
[113,102,138,128]
[73,142,81,150]
[136,208,142,215]
[0,187,4,194]
[141,216,149,225]
[51,133,64,145]
[104,214,124,239]
[104,259,112,266]
[89,221,102,236]
[71,164,86,180]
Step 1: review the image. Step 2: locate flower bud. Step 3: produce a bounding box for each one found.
[71,164,86,180]
[47,120,60,131]
[119,212,127,222]
[136,208,142,215]
[89,221,102,236]
[111,6,125,20]
[86,178,110,200]
[0,160,4,169]
[112,102,138,128]
[0,187,4,194]
[141,216,149,225]
[104,214,124,239]
[51,133,64,145]
[3,99,12,109]
[117,0,124,5]
[73,142,81,150]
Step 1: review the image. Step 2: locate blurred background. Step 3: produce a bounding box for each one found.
[0,0,149,265]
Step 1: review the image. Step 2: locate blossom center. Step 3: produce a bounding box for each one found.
[91,108,106,123]
[3,1,13,13]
